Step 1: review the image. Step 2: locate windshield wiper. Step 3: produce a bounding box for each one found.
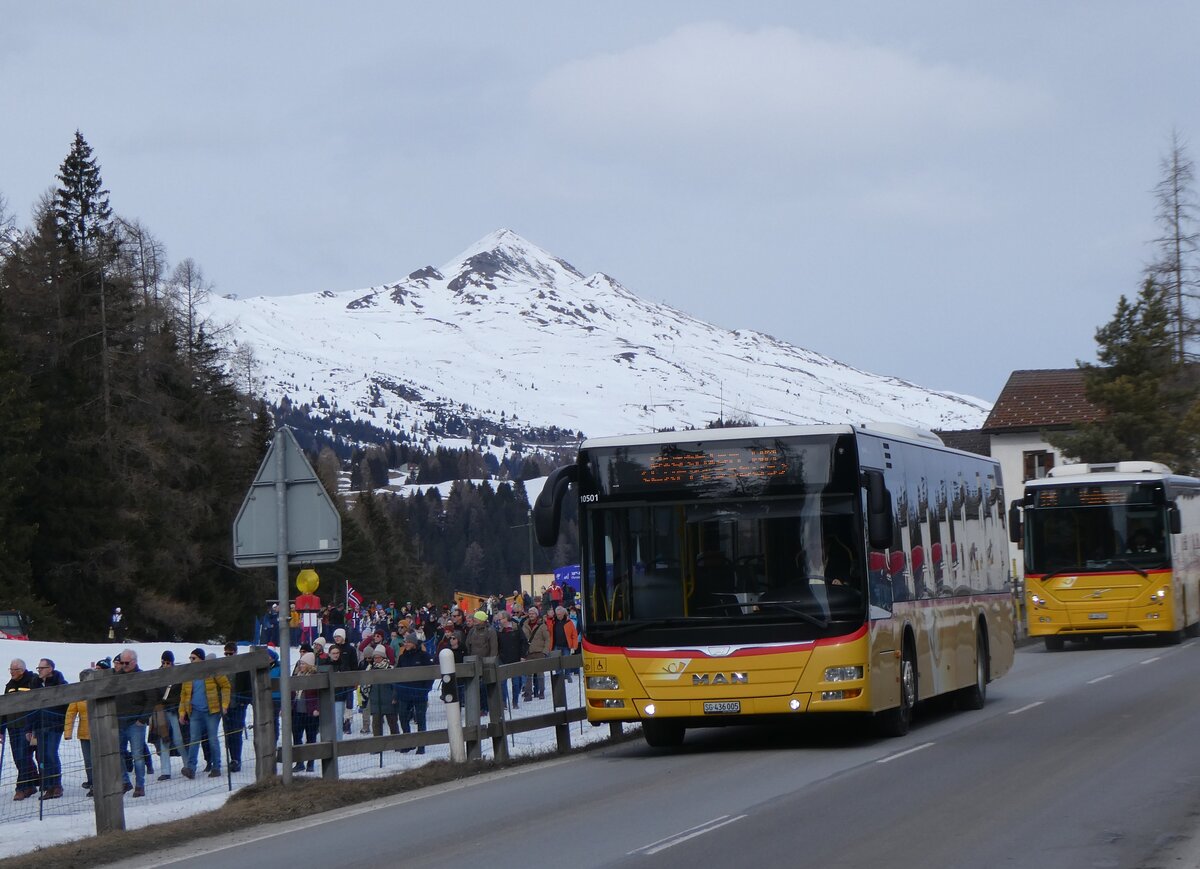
[749,600,828,629]
[599,618,692,641]
[1108,559,1149,578]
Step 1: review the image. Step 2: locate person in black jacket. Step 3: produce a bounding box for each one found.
[322,642,356,739]
[112,649,159,798]
[221,643,254,772]
[394,634,433,752]
[30,659,68,799]
[494,611,527,709]
[4,659,39,800]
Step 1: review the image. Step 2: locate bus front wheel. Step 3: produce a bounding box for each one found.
[876,642,917,737]
[1043,636,1065,652]
[642,721,685,748]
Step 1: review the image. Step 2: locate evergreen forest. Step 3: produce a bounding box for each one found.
[0,133,576,642]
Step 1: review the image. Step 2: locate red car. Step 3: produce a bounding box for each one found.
[0,611,31,641]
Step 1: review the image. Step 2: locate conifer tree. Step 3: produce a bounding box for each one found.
[1049,279,1200,472]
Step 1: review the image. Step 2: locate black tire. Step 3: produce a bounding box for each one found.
[1161,629,1185,646]
[1043,636,1065,652]
[642,720,685,748]
[876,640,917,737]
[956,629,988,711]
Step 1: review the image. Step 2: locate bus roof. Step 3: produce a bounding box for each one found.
[1024,468,1200,490]
[580,423,949,451]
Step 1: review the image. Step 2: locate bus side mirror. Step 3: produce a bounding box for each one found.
[1169,503,1182,535]
[864,470,892,550]
[534,465,580,547]
[1008,500,1023,544]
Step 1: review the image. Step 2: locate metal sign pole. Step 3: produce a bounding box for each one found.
[275,433,293,783]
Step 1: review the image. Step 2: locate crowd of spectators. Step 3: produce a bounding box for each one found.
[2,585,581,803]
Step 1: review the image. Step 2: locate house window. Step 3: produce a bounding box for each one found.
[1023,450,1055,481]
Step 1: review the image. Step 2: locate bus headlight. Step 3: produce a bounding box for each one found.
[587,675,620,690]
[1031,594,1044,607]
[824,666,864,682]
[1155,587,1169,603]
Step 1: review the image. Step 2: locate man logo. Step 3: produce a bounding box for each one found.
[693,673,748,686]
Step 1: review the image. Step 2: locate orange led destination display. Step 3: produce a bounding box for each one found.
[589,437,842,498]
[641,448,789,485]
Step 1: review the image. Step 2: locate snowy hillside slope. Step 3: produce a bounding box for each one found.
[204,229,989,446]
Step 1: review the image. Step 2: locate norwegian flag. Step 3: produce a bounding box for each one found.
[346,583,363,610]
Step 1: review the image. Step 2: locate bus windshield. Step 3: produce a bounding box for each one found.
[582,494,866,646]
[1026,497,1168,575]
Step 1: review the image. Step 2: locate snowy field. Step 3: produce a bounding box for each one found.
[0,639,607,860]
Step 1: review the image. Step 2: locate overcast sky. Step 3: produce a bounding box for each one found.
[3,2,1197,403]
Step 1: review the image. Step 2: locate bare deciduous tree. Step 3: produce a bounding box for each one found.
[1151,130,1199,363]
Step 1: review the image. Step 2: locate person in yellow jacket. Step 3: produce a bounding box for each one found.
[179,649,231,778]
[64,669,95,794]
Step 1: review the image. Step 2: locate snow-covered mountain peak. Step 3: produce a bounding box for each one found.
[203,230,991,453]
[440,229,585,295]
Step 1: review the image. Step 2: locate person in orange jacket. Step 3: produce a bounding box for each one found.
[546,605,579,684]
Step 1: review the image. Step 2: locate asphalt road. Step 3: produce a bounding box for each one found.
[111,637,1200,869]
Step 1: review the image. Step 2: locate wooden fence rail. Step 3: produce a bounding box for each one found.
[0,649,613,834]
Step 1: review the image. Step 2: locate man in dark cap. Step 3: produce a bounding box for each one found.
[222,643,253,773]
[395,633,434,753]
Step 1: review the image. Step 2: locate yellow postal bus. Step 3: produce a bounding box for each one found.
[1010,461,1200,650]
[534,424,1015,747]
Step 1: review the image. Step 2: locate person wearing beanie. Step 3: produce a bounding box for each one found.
[330,626,357,671]
[395,632,434,753]
[522,607,550,701]
[366,644,398,741]
[156,652,185,781]
[222,642,252,773]
[464,608,498,717]
[179,649,230,779]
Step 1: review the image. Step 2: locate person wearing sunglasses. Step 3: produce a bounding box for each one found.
[112,650,159,798]
[29,659,68,800]
[4,659,39,801]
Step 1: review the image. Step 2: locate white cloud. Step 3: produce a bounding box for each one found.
[531,22,1051,163]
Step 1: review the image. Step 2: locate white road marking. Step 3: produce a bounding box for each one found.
[877,741,935,764]
[1087,674,1113,684]
[630,814,748,855]
[1008,701,1045,716]
[1141,656,1161,665]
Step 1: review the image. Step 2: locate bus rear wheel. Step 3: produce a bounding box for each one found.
[876,642,917,737]
[642,721,685,748]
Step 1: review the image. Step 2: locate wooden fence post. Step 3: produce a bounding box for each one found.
[485,660,508,763]
[317,670,337,780]
[464,657,482,760]
[251,658,276,782]
[88,695,125,834]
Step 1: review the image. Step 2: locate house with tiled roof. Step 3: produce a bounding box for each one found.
[981,368,1103,578]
